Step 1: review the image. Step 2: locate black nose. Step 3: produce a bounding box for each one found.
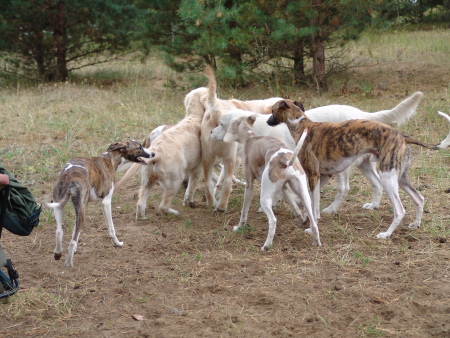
[267,115,277,126]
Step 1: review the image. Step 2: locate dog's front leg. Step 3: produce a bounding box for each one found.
[102,188,123,247]
[233,180,254,232]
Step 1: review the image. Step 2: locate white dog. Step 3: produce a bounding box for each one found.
[211,91,424,214]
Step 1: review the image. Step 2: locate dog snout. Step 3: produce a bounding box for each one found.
[267,115,278,126]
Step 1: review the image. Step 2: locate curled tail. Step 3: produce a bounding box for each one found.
[374,91,424,126]
[287,129,308,167]
[405,111,450,150]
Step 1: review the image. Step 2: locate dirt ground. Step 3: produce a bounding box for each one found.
[1,62,450,337]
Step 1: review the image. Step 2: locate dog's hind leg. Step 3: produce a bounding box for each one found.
[398,171,424,230]
[357,156,382,210]
[215,159,235,212]
[259,175,281,251]
[203,157,218,208]
[184,165,202,208]
[136,174,156,220]
[233,179,254,233]
[288,172,321,247]
[53,205,64,260]
[157,178,183,215]
[376,170,405,239]
[102,187,123,247]
[65,194,88,267]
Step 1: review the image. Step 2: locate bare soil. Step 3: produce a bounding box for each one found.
[1,62,449,337]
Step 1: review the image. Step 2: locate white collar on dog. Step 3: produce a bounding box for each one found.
[64,163,87,171]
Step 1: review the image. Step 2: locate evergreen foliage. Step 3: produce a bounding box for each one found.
[0,0,143,81]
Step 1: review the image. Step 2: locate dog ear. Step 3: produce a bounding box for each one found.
[107,142,125,153]
[293,101,305,112]
[247,115,257,125]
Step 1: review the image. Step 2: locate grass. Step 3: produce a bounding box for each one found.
[0,26,449,336]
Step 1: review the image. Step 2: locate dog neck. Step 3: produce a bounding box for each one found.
[286,116,311,143]
[101,151,123,172]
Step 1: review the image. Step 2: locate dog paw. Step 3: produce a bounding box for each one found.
[376,232,391,239]
[362,202,378,210]
[213,207,226,213]
[312,238,322,246]
[321,206,337,214]
[232,225,242,232]
[408,222,420,229]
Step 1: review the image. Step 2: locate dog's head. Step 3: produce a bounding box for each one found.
[107,139,153,164]
[223,115,257,143]
[267,100,306,126]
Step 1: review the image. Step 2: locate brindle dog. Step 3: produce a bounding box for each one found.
[47,139,151,267]
[267,99,450,239]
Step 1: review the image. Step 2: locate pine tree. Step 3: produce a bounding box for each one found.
[0,0,143,81]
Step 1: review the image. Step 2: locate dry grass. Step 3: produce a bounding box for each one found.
[0,27,449,336]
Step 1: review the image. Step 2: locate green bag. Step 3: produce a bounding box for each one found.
[0,164,41,237]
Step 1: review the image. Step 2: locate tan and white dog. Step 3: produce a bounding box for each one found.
[211,91,424,214]
[46,139,151,267]
[223,115,321,250]
[135,101,205,219]
[267,100,450,238]
[201,66,283,212]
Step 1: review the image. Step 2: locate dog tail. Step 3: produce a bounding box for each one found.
[405,111,450,150]
[204,65,222,123]
[115,162,142,191]
[287,129,307,167]
[373,91,424,126]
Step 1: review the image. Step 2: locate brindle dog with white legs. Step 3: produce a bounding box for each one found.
[267,99,450,239]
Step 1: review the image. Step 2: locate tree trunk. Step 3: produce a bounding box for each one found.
[311,0,327,92]
[293,42,305,81]
[52,1,68,81]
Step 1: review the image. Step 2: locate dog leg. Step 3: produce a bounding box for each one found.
[289,172,322,247]
[282,188,307,224]
[136,175,156,220]
[184,165,202,208]
[215,159,235,212]
[399,172,424,229]
[101,188,123,247]
[203,157,218,208]
[234,180,254,232]
[321,170,349,214]
[65,198,88,267]
[259,176,280,251]
[357,156,382,210]
[53,205,64,260]
[376,170,405,239]
[157,179,182,215]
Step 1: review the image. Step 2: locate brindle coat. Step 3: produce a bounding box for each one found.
[267,99,450,239]
[48,139,150,267]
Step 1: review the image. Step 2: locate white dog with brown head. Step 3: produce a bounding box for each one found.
[222,115,321,250]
